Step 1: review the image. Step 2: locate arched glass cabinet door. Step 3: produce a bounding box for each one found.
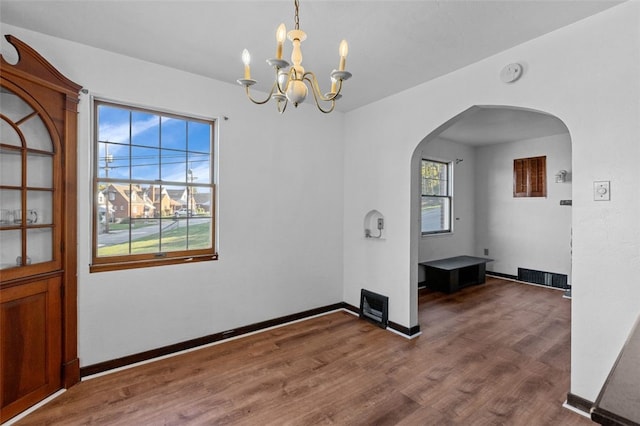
[0,86,58,272]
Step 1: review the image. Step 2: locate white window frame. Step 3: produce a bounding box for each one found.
[421,158,452,235]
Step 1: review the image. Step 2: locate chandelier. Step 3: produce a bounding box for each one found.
[236,0,352,114]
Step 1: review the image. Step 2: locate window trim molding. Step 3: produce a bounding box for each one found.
[89,97,218,273]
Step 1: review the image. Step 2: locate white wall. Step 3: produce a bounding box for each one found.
[475,133,572,281]
[344,1,640,402]
[415,137,476,282]
[1,24,345,367]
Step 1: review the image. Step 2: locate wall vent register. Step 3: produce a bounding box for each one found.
[359,289,389,328]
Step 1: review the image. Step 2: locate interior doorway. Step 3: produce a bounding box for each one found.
[410,105,572,309]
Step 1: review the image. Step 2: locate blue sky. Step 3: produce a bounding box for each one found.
[97,104,211,185]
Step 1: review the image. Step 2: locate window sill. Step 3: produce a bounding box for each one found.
[421,232,453,238]
[90,253,218,273]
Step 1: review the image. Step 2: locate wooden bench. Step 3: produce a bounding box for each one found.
[420,255,493,293]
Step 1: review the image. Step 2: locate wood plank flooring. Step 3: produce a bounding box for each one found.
[14,278,593,425]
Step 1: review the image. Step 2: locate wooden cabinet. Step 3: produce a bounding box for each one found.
[0,35,81,422]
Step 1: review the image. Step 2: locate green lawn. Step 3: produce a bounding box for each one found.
[98,222,211,257]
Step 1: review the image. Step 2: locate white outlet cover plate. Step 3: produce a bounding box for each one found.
[594,181,610,201]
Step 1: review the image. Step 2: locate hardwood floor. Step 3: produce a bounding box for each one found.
[14,278,592,425]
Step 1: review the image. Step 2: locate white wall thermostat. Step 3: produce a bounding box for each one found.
[500,63,523,83]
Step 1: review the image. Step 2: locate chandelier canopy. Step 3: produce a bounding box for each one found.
[237,0,352,114]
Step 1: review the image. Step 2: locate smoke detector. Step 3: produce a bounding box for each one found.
[500,63,523,83]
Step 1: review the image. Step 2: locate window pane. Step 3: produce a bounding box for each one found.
[21,114,52,152]
[131,146,160,181]
[27,228,52,264]
[421,196,451,233]
[0,147,21,186]
[98,142,130,180]
[187,218,212,250]
[0,189,21,223]
[188,152,210,183]
[27,191,52,225]
[421,160,449,196]
[193,187,212,218]
[129,217,161,255]
[161,219,188,253]
[98,104,130,144]
[0,87,33,124]
[161,117,187,150]
[188,121,211,153]
[161,148,188,182]
[27,152,53,187]
[1,118,22,147]
[0,229,21,269]
[131,111,160,148]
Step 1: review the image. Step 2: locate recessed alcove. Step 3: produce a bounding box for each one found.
[363,209,384,239]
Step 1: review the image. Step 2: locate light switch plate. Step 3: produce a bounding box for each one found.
[594,181,610,201]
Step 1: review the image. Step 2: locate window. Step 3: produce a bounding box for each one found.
[421,159,451,234]
[514,156,546,197]
[91,100,217,272]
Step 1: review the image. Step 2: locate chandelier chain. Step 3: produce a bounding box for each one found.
[294,0,300,30]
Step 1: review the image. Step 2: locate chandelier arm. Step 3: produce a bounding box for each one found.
[245,82,278,105]
[277,98,288,114]
[276,68,296,95]
[303,72,342,102]
[331,78,345,100]
[304,75,336,113]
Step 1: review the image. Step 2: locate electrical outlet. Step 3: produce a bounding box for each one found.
[377,218,384,230]
[484,248,489,256]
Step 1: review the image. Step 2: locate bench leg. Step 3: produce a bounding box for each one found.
[447,270,459,293]
[477,263,486,284]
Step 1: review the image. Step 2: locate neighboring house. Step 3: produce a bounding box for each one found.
[103,184,156,221]
[194,193,211,214]
[96,190,115,223]
[102,184,204,220]
[166,188,196,213]
[145,185,180,217]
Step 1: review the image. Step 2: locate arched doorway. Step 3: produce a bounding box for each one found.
[410,105,572,318]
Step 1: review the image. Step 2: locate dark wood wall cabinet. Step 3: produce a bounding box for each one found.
[513,155,546,197]
[0,35,81,422]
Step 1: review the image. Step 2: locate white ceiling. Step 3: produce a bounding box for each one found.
[0,0,622,144]
[437,106,570,146]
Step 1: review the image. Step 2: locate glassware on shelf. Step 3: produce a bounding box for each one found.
[0,209,13,225]
[13,209,38,224]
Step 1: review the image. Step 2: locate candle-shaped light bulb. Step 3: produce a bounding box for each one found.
[338,40,348,71]
[242,49,251,79]
[276,23,286,60]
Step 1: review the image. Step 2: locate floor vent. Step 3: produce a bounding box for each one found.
[360,289,389,328]
[518,268,568,289]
